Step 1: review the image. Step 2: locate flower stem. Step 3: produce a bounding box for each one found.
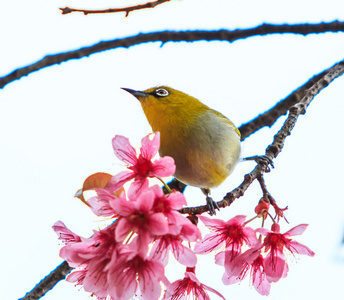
[157,177,172,193]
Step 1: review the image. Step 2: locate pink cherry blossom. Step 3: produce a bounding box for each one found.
[163,267,225,300]
[88,188,125,217]
[106,132,175,198]
[107,246,170,300]
[52,221,81,244]
[256,223,315,283]
[194,215,258,262]
[220,246,271,296]
[149,185,201,241]
[57,223,119,298]
[111,187,169,252]
[150,226,197,267]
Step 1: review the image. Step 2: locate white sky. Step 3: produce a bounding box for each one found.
[1,0,344,299]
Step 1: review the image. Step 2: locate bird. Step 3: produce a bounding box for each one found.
[122,86,241,215]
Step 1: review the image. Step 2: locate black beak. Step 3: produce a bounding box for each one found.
[121,88,147,99]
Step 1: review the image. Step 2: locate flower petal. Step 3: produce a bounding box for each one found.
[151,156,176,177]
[127,177,149,200]
[140,132,160,160]
[284,224,309,237]
[199,215,225,228]
[115,218,133,242]
[172,243,197,267]
[135,189,155,212]
[52,221,81,244]
[194,232,224,254]
[287,240,315,256]
[112,135,137,165]
[148,213,169,236]
[226,215,247,226]
[264,252,287,283]
[105,170,135,193]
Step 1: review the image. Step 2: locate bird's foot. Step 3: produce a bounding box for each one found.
[206,196,219,216]
[242,155,274,170]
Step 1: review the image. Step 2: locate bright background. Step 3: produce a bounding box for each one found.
[1,0,344,299]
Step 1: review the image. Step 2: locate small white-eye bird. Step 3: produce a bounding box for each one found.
[122,86,241,214]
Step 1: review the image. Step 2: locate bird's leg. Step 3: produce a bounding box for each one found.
[201,188,219,216]
[242,155,274,170]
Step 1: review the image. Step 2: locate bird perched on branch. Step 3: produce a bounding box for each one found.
[122,86,241,215]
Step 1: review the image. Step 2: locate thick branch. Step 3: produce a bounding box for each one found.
[2,22,344,89]
[60,0,172,16]
[19,261,72,300]
[179,59,344,215]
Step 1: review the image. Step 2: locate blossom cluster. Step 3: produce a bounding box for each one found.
[54,132,315,299]
[195,216,315,296]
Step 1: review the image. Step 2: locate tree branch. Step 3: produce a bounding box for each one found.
[19,261,72,300]
[2,21,344,89]
[239,65,332,141]
[60,0,172,16]
[178,59,344,215]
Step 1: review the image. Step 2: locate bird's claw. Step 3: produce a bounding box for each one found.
[206,196,219,216]
[242,155,274,170]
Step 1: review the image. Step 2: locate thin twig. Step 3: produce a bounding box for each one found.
[2,22,344,89]
[60,0,172,16]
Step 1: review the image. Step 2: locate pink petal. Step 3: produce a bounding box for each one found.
[172,243,197,267]
[135,189,155,213]
[222,272,240,285]
[284,224,309,237]
[185,271,201,285]
[110,198,134,216]
[252,270,271,296]
[112,135,138,165]
[140,264,163,300]
[127,177,149,200]
[288,240,315,256]
[148,213,169,235]
[114,275,137,300]
[52,221,81,244]
[264,252,287,283]
[215,251,225,266]
[226,215,247,226]
[194,232,224,253]
[199,215,225,228]
[166,191,187,209]
[151,156,176,177]
[66,269,86,284]
[105,170,135,192]
[115,218,133,241]
[88,195,116,217]
[255,227,271,236]
[140,132,160,160]
[243,227,259,247]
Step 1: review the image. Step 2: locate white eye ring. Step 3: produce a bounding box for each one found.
[155,88,169,97]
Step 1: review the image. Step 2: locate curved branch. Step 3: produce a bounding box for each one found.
[179,59,344,215]
[2,21,344,89]
[239,65,332,141]
[60,0,172,16]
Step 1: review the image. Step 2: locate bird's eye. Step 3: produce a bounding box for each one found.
[155,88,169,97]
